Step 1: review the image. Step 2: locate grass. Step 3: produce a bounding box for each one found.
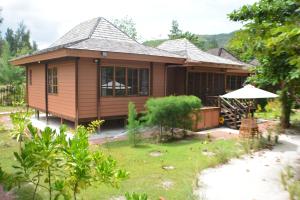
[0,106,25,113]
[0,119,243,200]
[80,139,242,200]
[255,109,300,124]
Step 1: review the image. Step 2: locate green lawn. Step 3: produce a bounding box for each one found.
[0,106,25,113]
[0,115,245,200]
[255,109,300,124]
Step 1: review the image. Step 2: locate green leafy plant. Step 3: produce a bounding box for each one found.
[281,166,300,200]
[125,192,148,200]
[12,121,128,200]
[143,95,202,142]
[10,110,33,152]
[126,102,141,147]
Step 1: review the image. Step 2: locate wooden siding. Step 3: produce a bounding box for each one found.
[152,63,165,97]
[192,107,220,130]
[28,63,45,110]
[100,96,148,117]
[48,60,76,119]
[78,58,97,118]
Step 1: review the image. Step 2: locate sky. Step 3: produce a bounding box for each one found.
[0,0,257,49]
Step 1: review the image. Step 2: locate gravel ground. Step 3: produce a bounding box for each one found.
[194,132,300,200]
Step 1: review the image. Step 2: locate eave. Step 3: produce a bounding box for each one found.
[10,48,185,66]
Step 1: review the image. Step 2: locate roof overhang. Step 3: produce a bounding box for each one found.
[184,61,250,73]
[10,48,185,66]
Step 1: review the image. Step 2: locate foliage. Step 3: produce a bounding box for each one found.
[144,95,201,141]
[168,20,206,50]
[143,32,234,49]
[10,110,33,151]
[126,102,141,147]
[226,30,256,62]
[0,122,241,200]
[281,166,300,200]
[12,121,128,200]
[0,13,37,85]
[0,41,25,85]
[113,16,138,40]
[142,39,167,47]
[86,119,104,133]
[228,0,300,128]
[125,192,148,200]
[256,99,281,119]
[0,165,15,191]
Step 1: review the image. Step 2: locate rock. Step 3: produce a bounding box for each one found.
[149,151,163,157]
[162,180,173,190]
[202,151,215,157]
[162,165,175,170]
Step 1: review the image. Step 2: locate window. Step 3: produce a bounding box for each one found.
[100,67,149,97]
[115,67,126,96]
[226,75,246,91]
[101,67,113,96]
[29,69,32,85]
[127,68,138,95]
[48,68,58,94]
[139,68,149,96]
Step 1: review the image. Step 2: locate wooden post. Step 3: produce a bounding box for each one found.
[25,66,29,109]
[164,64,168,96]
[150,62,153,96]
[45,63,49,124]
[37,110,40,120]
[75,57,79,128]
[96,60,101,120]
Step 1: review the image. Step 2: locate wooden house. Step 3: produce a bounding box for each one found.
[11,17,250,129]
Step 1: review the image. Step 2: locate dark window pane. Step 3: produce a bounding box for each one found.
[47,68,58,94]
[139,69,149,96]
[115,67,126,96]
[127,68,138,95]
[101,67,113,96]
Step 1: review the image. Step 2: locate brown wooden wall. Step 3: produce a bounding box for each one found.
[78,59,167,119]
[27,63,45,110]
[48,60,76,120]
[78,58,97,119]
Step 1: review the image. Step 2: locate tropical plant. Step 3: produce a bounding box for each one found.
[10,110,32,152]
[12,121,128,200]
[126,102,141,147]
[144,95,201,141]
[125,192,148,200]
[228,0,300,128]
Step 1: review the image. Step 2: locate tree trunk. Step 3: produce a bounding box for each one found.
[280,86,292,129]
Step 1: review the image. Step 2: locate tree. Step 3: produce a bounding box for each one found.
[168,20,182,39]
[226,30,256,62]
[113,16,138,40]
[228,0,300,128]
[144,95,202,141]
[0,41,25,85]
[168,20,206,50]
[126,102,141,147]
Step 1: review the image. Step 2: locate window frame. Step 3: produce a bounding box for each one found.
[100,66,150,97]
[29,69,32,85]
[47,67,58,95]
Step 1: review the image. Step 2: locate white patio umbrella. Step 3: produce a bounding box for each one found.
[221,84,278,99]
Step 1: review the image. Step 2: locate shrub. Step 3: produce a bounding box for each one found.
[125,192,148,200]
[143,95,202,141]
[126,102,141,147]
[12,121,128,200]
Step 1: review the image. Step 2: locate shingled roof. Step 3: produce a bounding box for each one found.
[157,38,246,67]
[206,47,257,67]
[14,17,182,61]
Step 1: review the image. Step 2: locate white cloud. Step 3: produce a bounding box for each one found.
[0,0,257,49]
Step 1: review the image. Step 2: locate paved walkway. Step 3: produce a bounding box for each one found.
[194,133,300,200]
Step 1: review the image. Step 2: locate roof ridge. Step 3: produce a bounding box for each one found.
[88,17,102,39]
